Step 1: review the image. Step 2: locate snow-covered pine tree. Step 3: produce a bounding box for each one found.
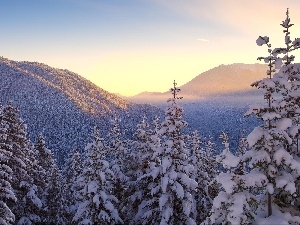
[188,130,215,223]
[43,161,67,225]
[266,9,300,212]
[0,105,17,225]
[43,162,67,225]
[74,127,123,225]
[107,118,128,218]
[205,132,259,225]
[134,81,197,225]
[245,8,300,223]
[202,135,219,201]
[19,141,46,224]
[35,133,55,182]
[123,116,163,224]
[122,116,152,223]
[2,102,42,224]
[62,147,82,222]
[34,133,57,223]
[32,132,68,224]
[235,130,248,175]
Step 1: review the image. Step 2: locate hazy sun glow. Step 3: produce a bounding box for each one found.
[1,0,300,96]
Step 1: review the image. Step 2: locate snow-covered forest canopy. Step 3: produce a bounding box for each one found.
[2,8,300,225]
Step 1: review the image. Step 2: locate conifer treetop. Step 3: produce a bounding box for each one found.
[169,80,183,102]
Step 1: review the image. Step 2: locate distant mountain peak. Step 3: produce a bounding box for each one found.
[128,63,267,104]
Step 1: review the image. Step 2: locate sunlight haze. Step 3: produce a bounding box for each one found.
[1,0,300,96]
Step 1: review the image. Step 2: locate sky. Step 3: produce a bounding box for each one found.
[1,0,300,96]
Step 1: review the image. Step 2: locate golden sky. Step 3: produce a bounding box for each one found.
[1,0,300,96]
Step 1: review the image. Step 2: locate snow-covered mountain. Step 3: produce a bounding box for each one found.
[128,63,267,103]
[0,57,163,161]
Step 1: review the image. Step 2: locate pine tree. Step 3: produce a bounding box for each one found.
[34,133,57,223]
[122,116,151,223]
[43,163,67,225]
[244,8,300,223]
[74,127,123,225]
[62,147,82,222]
[235,131,248,175]
[134,81,197,225]
[124,116,162,224]
[188,130,216,223]
[35,133,55,181]
[205,132,258,225]
[0,105,17,225]
[2,102,42,224]
[265,9,300,212]
[107,118,129,218]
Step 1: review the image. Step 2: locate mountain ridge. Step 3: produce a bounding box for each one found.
[0,57,131,115]
[128,63,267,103]
[0,56,162,162]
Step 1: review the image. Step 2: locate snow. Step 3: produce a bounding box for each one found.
[99,171,105,183]
[275,58,282,70]
[260,78,276,88]
[87,181,98,194]
[161,157,171,173]
[274,148,292,166]
[174,181,184,199]
[227,192,249,224]
[104,201,114,211]
[276,118,292,130]
[256,36,269,46]
[99,191,107,202]
[161,176,169,193]
[180,173,191,188]
[275,172,296,194]
[220,150,240,169]
[293,38,300,47]
[99,211,109,223]
[216,172,236,194]
[243,170,267,188]
[168,170,177,182]
[256,215,289,225]
[27,186,42,209]
[267,183,274,194]
[159,194,168,211]
[247,127,264,148]
[212,191,228,208]
[183,199,192,216]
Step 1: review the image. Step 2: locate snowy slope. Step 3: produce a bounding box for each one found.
[0,57,163,162]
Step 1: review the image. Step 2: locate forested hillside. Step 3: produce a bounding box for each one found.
[0,57,163,162]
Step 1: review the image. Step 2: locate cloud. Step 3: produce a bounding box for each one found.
[151,0,300,37]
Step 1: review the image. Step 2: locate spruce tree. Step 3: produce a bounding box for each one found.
[35,133,55,182]
[2,102,42,224]
[122,116,152,223]
[240,8,300,223]
[62,147,82,222]
[74,127,123,225]
[134,81,197,225]
[0,105,17,225]
[43,163,67,225]
[34,133,57,223]
[188,130,217,223]
[124,116,162,224]
[107,118,128,218]
[206,132,258,225]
